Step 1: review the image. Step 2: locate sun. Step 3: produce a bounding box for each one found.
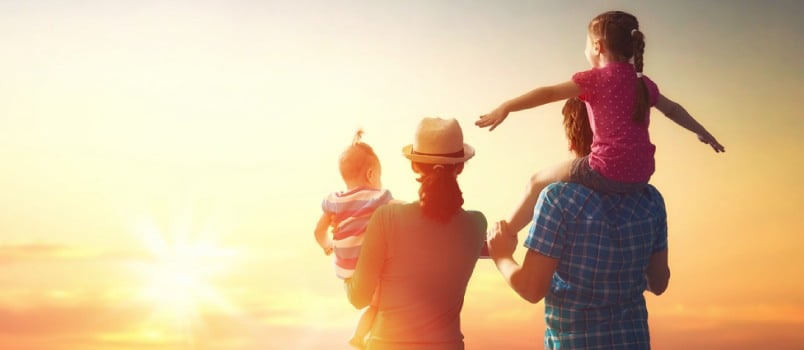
[131,214,241,343]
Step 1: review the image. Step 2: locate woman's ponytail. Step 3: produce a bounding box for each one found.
[416,163,464,223]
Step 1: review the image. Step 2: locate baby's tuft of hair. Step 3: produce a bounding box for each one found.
[339,129,379,183]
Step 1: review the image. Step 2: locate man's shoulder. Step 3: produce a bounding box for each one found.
[543,183,664,208]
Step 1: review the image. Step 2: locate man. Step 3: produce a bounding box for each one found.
[487,97,670,349]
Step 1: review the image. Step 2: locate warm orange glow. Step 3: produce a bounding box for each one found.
[1,1,802,349]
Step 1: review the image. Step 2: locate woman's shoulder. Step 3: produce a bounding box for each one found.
[458,209,488,231]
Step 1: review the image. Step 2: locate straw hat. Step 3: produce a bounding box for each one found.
[402,117,475,164]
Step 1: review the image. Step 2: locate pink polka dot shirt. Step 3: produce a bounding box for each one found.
[572,61,660,183]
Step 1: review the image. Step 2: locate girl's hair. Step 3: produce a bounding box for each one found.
[562,97,593,157]
[339,129,379,182]
[414,162,465,223]
[589,10,649,124]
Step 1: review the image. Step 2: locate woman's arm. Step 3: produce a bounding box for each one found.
[476,81,582,131]
[654,94,725,153]
[645,249,670,295]
[344,207,388,309]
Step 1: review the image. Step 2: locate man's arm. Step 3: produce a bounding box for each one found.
[494,250,558,303]
[314,212,333,255]
[654,94,725,153]
[488,221,558,303]
[645,249,670,295]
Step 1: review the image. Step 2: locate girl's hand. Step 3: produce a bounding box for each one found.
[475,106,509,131]
[487,220,517,260]
[698,133,725,153]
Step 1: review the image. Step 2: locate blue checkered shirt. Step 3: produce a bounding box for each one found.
[524,183,667,349]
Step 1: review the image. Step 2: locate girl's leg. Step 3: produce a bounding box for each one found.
[506,160,573,236]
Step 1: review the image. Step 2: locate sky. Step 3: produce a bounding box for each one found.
[1,0,802,349]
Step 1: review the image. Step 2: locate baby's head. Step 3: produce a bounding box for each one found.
[562,97,592,158]
[586,11,644,71]
[339,129,382,189]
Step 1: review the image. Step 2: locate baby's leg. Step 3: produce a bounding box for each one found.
[350,306,377,347]
[506,160,573,236]
[349,289,380,348]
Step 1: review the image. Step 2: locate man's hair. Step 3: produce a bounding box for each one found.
[562,97,593,157]
[339,129,379,182]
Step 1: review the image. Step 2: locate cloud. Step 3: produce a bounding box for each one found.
[0,244,100,264]
[0,243,168,266]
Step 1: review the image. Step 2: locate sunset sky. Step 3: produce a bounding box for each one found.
[1,0,802,349]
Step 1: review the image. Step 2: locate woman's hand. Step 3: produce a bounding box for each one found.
[487,220,517,260]
[475,106,509,131]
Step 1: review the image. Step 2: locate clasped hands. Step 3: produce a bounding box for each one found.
[486,220,518,260]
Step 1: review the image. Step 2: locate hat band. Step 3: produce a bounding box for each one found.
[412,149,465,158]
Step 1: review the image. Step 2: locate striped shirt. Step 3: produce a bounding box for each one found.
[322,187,393,279]
[525,182,667,349]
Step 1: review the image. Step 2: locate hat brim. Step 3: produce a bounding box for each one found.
[401,144,475,164]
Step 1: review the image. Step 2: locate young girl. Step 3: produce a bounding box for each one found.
[314,130,393,348]
[476,10,725,236]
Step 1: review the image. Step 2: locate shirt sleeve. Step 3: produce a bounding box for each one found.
[344,204,389,309]
[642,75,661,107]
[648,186,668,253]
[652,200,668,254]
[524,185,566,259]
[572,68,600,102]
[321,193,334,214]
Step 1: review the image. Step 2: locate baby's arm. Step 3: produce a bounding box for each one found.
[314,212,334,256]
[476,81,582,131]
[655,94,725,153]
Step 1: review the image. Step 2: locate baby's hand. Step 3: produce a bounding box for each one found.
[475,106,509,131]
[319,238,334,256]
[698,133,725,153]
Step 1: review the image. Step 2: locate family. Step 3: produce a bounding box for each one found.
[314,11,724,350]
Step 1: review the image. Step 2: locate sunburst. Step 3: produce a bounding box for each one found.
[129,211,242,347]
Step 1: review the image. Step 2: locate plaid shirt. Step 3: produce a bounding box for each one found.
[525,183,667,349]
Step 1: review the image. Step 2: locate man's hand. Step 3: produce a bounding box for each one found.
[487,220,518,260]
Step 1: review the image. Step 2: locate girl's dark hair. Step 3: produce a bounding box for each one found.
[562,97,593,157]
[589,10,649,123]
[339,129,378,182]
[415,162,465,223]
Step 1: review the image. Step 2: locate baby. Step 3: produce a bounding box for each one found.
[314,130,393,348]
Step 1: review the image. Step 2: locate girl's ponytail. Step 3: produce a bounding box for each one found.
[590,11,651,124]
[416,163,464,223]
[632,29,649,124]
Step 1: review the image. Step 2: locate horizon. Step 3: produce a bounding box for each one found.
[1,1,803,349]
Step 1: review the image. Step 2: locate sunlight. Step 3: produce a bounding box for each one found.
[130,213,242,346]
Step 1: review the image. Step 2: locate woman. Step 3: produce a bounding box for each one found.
[345,117,487,350]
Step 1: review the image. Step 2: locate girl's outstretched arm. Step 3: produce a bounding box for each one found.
[476,81,581,131]
[655,94,725,153]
